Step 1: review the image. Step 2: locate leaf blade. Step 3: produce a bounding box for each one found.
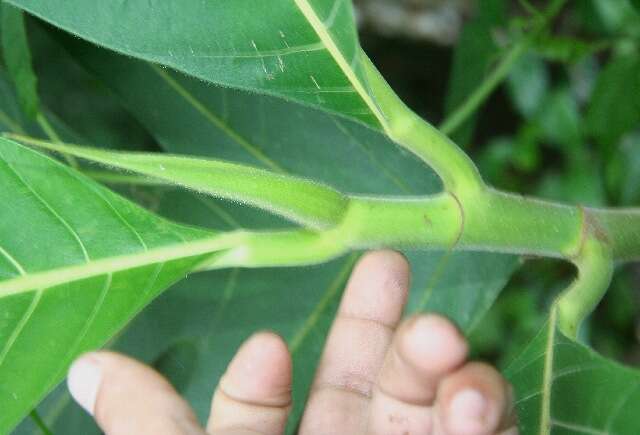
[0,137,227,432]
[506,308,640,434]
[6,0,383,127]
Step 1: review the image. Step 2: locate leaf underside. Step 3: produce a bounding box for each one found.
[506,313,640,434]
[6,0,382,128]
[0,139,220,431]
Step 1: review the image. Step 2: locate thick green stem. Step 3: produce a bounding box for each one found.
[460,188,583,258]
[361,53,485,195]
[204,193,462,269]
[557,217,614,338]
[11,134,640,263]
[334,194,463,249]
[201,191,640,272]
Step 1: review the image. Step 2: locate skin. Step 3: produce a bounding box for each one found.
[67,250,519,435]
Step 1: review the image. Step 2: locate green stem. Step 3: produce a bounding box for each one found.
[440,41,529,136]
[202,193,462,269]
[36,112,79,169]
[35,113,61,143]
[9,133,640,263]
[202,191,640,271]
[557,220,614,338]
[29,410,54,435]
[361,54,485,195]
[460,188,583,258]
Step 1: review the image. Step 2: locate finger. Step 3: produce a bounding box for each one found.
[207,332,292,435]
[67,351,205,435]
[299,250,410,435]
[435,362,514,435]
[367,314,469,435]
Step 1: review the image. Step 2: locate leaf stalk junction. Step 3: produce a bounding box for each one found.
[6,119,639,339]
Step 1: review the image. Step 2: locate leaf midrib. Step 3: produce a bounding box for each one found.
[292,0,387,130]
[539,308,557,435]
[0,233,239,298]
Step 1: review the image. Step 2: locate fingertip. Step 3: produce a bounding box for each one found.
[356,250,410,286]
[209,333,292,434]
[438,362,510,435]
[68,351,202,434]
[447,388,489,435]
[398,314,468,374]
[222,331,292,407]
[67,352,103,415]
[341,250,411,325]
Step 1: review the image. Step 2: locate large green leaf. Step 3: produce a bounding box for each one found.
[0,138,242,433]
[17,32,516,432]
[7,0,385,128]
[14,191,516,435]
[1,9,517,433]
[506,309,640,434]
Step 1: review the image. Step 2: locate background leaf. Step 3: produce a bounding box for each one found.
[586,52,640,149]
[506,313,640,434]
[0,3,39,119]
[6,0,383,127]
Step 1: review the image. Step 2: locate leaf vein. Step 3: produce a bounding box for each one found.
[0,151,91,262]
[150,64,283,172]
[191,42,325,59]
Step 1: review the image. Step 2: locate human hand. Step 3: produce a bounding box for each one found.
[67,250,518,434]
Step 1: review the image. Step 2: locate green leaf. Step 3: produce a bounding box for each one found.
[0,3,39,119]
[13,31,519,431]
[0,137,237,433]
[506,309,640,434]
[507,52,549,119]
[0,16,520,432]
[586,53,640,148]
[7,0,387,128]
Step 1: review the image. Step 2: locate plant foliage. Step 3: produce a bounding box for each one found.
[0,1,639,434]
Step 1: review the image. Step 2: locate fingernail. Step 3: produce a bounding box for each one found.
[67,354,102,415]
[448,389,487,433]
